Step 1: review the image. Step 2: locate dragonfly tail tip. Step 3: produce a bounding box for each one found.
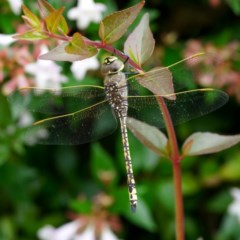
[130,203,137,213]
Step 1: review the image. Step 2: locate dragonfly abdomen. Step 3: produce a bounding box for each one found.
[119,116,138,212]
[105,81,138,211]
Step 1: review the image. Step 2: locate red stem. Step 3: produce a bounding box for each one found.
[44,32,142,71]
[85,40,142,71]
[157,97,185,240]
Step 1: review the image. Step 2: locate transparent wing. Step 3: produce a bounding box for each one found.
[128,88,228,129]
[25,100,118,145]
[8,85,105,116]
[8,85,117,145]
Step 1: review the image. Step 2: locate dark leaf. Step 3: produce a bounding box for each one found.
[99,0,145,44]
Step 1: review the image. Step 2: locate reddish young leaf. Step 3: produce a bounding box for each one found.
[127,117,169,158]
[135,67,175,99]
[37,0,55,18]
[45,7,65,34]
[65,32,86,54]
[13,30,48,41]
[22,4,41,29]
[182,132,240,156]
[135,53,206,97]
[58,16,69,36]
[124,13,155,65]
[37,0,68,35]
[65,32,98,57]
[99,0,145,44]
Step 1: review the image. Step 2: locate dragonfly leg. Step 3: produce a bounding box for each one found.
[120,117,138,212]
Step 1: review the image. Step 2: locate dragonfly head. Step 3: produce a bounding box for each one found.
[102,56,124,75]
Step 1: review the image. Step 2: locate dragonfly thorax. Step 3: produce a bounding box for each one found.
[105,82,128,117]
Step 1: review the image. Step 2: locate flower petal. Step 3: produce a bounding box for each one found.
[37,225,55,240]
[25,44,67,88]
[37,221,81,240]
[71,56,99,80]
[100,224,119,240]
[67,0,106,29]
[7,0,23,15]
[74,224,95,240]
[0,34,16,46]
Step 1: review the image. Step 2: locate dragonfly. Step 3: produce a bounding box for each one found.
[9,54,228,212]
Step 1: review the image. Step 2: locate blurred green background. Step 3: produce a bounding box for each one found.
[1,0,240,239]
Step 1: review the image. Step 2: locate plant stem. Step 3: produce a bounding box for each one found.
[173,158,185,240]
[157,97,185,240]
[88,41,142,71]
[44,32,142,71]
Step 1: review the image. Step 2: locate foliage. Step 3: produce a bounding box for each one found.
[1,0,240,240]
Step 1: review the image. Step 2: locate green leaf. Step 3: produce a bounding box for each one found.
[124,13,155,65]
[207,191,232,213]
[0,93,12,127]
[182,132,240,156]
[127,132,159,172]
[45,7,65,34]
[69,199,92,214]
[65,33,97,57]
[99,0,145,44]
[127,117,168,158]
[65,32,85,54]
[125,197,156,232]
[37,0,68,35]
[22,4,41,29]
[0,145,9,166]
[91,143,117,184]
[220,154,240,181]
[13,30,48,41]
[182,173,200,195]
[226,0,240,15]
[155,180,175,214]
[0,217,15,240]
[58,15,69,35]
[111,187,131,213]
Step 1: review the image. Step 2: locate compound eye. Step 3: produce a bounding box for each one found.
[104,56,117,65]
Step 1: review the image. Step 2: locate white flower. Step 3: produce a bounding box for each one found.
[0,34,16,46]
[24,45,67,89]
[37,221,81,240]
[74,224,95,240]
[37,221,120,240]
[100,224,119,240]
[67,0,106,29]
[228,187,240,222]
[7,0,23,15]
[74,224,119,240]
[71,56,100,80]
[18,110,34,127]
